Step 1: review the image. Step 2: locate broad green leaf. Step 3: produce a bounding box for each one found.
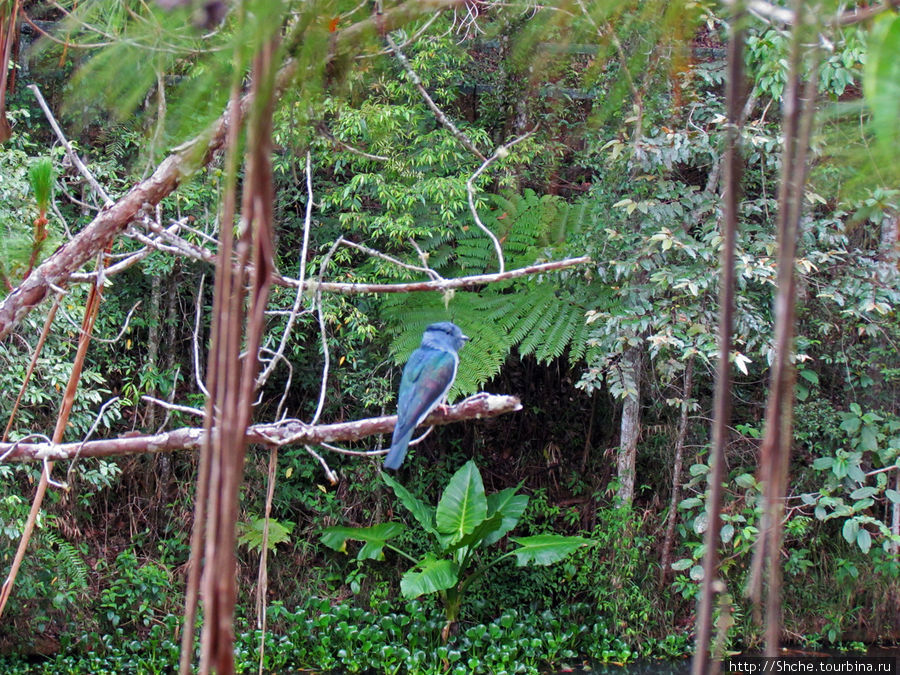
[812,457,833,471]
[400,556,459,599]
[827,502,853,520]
[671,558,693,571]
[435,460,488,541]
[852,498,874,513]
[693,511,708,534]
[798,369,819,385]
[840,415,861,434]
[508,535,590,566]
[850,486,877,500]
[690,565,704,581]
[679,497,702,510]
[885,489,900,504]
[859,426,878,452]
[381,470,437,535]
[237,518,294,553]
[320,523,404,561]
[734,473,756,489]
[847,463,866,483]
[864,15,900,156]
[721,523,735,544]
[841,518,858,545]
[483,488,528,546]
[445,513,504,553]
[856,528,872,554]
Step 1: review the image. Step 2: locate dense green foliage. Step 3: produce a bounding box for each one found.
[0,597,656,673]
[0,0,898,670]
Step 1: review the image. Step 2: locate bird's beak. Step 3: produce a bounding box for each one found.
[461,334,470,342]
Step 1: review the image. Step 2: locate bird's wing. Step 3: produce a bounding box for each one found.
[394,347,458,439]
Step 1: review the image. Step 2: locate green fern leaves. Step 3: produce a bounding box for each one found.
[381,190,595,395]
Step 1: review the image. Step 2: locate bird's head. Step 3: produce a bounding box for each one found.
[422,321,469,352]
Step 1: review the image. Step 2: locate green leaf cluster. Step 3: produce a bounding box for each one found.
[321,460,591,631]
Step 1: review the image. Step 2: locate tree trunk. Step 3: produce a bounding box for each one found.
[145,274,162,428]
[659,356,695,586]
[616,345,642,506]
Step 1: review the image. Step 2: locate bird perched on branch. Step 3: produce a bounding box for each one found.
[383,322,469,471]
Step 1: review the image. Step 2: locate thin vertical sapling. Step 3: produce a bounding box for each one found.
[24,158,54,280]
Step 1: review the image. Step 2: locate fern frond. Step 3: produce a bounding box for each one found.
[504,286,558,344]
[41,530,89,591]
[533,297,582,364]
[380,191,600,392]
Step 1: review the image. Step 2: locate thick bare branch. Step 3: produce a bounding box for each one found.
[0,114,226,341]
[0,394,522,462]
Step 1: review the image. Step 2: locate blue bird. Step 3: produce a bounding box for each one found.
[383,322,469,470]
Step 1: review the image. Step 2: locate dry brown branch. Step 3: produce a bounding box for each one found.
[746,1,820,658]
[190,33,277,672]
[692,3,745,670]
[0,394,522,462]
[178,55,246,675]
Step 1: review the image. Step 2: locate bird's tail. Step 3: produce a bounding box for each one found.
[383,430,413,471]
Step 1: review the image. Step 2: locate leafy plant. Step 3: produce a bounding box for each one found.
[804,402,900,555]
[236,517,295,554]
[98,549,178,631]
[321,460,592,639]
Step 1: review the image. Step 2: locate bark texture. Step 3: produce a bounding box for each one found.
[616,346,642,506]
[0,394,522,462]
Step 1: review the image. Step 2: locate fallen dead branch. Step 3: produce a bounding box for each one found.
[0,394,522,463]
